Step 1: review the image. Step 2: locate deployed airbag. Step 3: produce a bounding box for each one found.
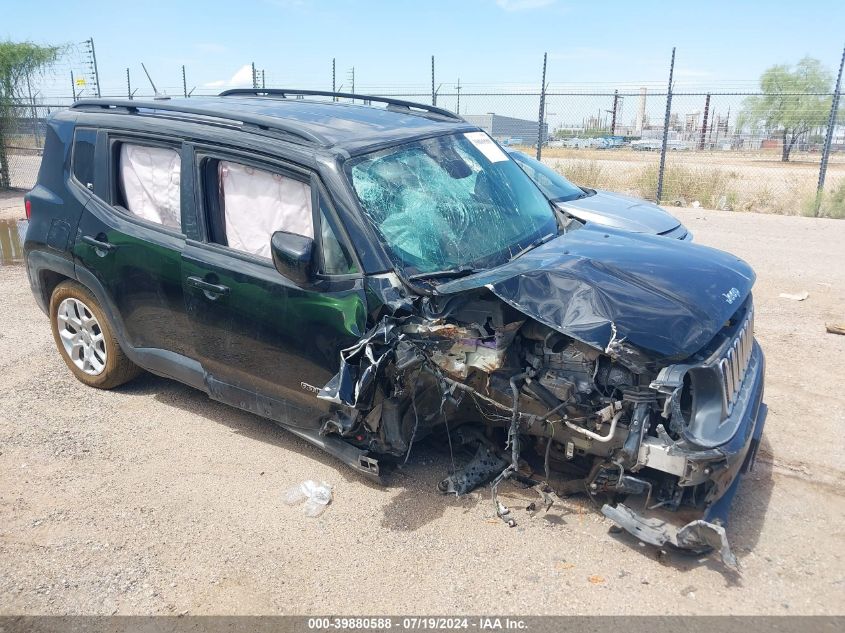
[220,161,313,259]
[119,144,181,229]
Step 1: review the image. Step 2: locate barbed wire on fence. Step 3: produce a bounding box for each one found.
[2,45,844,218]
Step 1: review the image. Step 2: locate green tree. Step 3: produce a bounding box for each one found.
[740,57,833,162]
[0,41,62,189]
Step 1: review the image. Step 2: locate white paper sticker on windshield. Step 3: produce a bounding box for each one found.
[464,131,508,163]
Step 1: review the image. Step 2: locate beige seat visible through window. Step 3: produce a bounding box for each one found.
[219,161,313,259]
[118,144,181,229]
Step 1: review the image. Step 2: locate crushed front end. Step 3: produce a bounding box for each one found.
[315,262,765,568]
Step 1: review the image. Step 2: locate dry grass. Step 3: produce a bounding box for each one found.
[556,161,615,190]
[522,145,845,217]
[802,182,845,219]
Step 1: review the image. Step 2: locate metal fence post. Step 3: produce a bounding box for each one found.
[87,38,101,98]
[251,62,257,89]
[332,58,336,94]
[431,56,436,106]
[126,68,131,100]
[699,93,711,150]
[25,73,41,148]
[610,90,618,135]
[182,65,188,98]
[656,47,676,202]
[537,52,547,161]
[456,78,461,115]
[0,107,9,188]
[816,43,845,213]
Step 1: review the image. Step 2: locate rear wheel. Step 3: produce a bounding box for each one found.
[49,281,142,389]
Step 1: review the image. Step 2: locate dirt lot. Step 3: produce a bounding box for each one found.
[0,193,843,615]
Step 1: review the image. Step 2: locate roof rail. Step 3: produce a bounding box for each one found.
[218,88,464,121]
[69,98,325,145]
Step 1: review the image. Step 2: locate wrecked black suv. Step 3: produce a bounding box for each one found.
[25,89,765,566]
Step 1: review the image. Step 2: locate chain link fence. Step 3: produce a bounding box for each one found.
[2,62,844,218]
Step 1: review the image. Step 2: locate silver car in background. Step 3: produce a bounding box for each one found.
[506,149,692,241]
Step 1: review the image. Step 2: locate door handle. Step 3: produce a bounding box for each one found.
[81,235,117,253]
[187,276,230,297]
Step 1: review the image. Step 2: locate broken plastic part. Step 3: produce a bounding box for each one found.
[601,502,738,570]
[438,443,508,495]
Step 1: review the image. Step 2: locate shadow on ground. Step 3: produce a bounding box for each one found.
[112,370,775,571]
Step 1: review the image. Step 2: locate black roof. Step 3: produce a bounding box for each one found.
[71,94,476,153]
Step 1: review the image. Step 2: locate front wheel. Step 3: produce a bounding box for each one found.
[49,281,142,389]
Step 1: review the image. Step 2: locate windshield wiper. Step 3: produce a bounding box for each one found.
[408,265,479,281]
[508,232,557,262]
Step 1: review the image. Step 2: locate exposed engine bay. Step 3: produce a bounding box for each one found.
[317,281,764,570]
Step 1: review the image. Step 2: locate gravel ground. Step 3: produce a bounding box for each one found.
[0,195,843,615]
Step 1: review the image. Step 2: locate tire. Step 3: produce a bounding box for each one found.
[49,281,142,389]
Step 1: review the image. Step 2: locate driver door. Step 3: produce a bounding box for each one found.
[182,145,365,429]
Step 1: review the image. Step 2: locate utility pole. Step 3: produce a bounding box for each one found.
[537,52,547,160]
[332,58,336,97]
[70,70,77,102]
[126,68,132,100]
[182,65,188,98]
[656,47,676,202]
[817,43,845,209]
[251,62,257,89]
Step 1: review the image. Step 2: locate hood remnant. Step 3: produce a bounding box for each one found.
[313,228,765,570]
[436,225,755,368]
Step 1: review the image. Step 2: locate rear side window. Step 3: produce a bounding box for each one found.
[71,127,97,188]
[116,143,181,230]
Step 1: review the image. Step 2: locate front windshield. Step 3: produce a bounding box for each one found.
[347,132,557,275]
[509,151,587,202]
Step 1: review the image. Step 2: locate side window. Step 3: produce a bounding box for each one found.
[71,127,97,188]
[115,142,181,230]
[320,200,358,275]
[212,160,313,260]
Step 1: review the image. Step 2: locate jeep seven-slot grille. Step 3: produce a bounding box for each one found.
[718,306,754,416]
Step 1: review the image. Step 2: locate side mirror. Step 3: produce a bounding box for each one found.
[270,231,315,286]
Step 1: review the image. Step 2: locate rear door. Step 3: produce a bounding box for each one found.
[73,131,190,358]
[181,145,366,429]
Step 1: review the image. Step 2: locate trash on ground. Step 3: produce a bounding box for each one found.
[779,291,809,301]
[284,480,333,517]
[825,322,845,336]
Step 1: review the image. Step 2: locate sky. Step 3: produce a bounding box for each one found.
[3,0,844,98]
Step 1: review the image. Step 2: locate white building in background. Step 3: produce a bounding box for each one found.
[462,113,548,145]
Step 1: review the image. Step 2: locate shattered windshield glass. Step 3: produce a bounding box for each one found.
[346,132,558,275]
